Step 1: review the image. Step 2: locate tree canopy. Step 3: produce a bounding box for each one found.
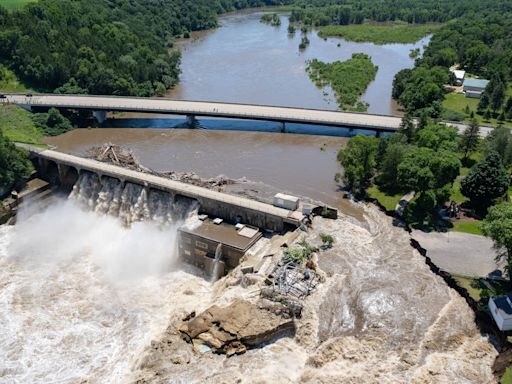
[337,135,378,196]
[460,151,509,214]
[0,129,33,190]
[481,202,512,277]
[0,0,290,96]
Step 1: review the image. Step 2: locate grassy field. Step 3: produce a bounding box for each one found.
[0,104,43,144]
[502,367,512,384]
[450,220,483,236]
[443,89,512,128]
[0,66,31,93]
[318,22,442,44]
[367,185,402,211]
[1,0,36,10]
[451,274,481,301]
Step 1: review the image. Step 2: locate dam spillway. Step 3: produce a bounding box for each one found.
[23,146,303,232]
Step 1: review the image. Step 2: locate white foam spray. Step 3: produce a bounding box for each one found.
[0,173,211,383]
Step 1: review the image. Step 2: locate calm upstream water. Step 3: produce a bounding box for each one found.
[167,11,430,115]
[49,11,430,209]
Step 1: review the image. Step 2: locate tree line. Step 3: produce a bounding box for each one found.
[393,10,512,118]
[288,0,511,27]
[0,0,291,97]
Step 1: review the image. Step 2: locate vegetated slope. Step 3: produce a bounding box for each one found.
[1,0,36,11]
[306,53,378,111]
[0,0,292,97]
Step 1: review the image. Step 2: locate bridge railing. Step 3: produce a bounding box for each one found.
[4,94,402,130]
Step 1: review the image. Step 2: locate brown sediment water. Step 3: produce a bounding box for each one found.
[166,12,430,115]
[45,128,367,218]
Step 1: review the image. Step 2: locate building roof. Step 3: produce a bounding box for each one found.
[491,294,512,319]
[464,78,489,89]
[180,219,262,252]
[451,69,465,80]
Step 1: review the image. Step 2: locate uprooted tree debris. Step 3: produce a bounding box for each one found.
[87,143,236,189]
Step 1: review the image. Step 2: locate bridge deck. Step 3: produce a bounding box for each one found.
[3,94,402,131]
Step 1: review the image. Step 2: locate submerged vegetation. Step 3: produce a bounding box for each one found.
[306,53,377,111]
[318,23,441,45]
[260,13,281,26]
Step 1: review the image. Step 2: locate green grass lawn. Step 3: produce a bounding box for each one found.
[449,179,466,204]
[367,185,403,211]
[502,367,512,384]
[451,274,481,301]
[1,0,36,10]
[0,104,43,144]
[450,220,483,236]
[318,22,442,44]
[443,90,512,128]
[0,66,31,93]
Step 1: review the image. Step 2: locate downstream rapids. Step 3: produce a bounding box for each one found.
[0,173,497,383]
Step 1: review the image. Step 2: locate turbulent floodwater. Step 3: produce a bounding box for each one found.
[132,207,497,383]
[0,175,209,383]
[0,177,497,383]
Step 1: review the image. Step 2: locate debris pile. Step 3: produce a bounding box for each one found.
[87,143,236,189]
[87,144,147,171]
[179,299,295,356]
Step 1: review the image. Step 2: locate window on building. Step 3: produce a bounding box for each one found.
[196,240,208,250]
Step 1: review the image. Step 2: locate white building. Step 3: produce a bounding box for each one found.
[489,294,512,331]
[451,69,466,85]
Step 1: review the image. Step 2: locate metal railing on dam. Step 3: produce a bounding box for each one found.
[23,146,302,232]
[2,93,403,132]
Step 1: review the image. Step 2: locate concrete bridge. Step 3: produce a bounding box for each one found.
[2,93,404,133]
[23,145,303,232]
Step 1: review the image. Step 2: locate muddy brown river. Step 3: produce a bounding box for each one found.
[45,128,355,210]
[167,11,429,115]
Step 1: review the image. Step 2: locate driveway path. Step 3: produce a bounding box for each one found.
[411,230,501,277]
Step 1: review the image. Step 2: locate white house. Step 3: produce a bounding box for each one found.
[450,69,466,85]
[489,294,512,331]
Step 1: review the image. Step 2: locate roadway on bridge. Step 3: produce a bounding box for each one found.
[2,94,494,136]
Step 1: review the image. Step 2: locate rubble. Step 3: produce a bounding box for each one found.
[179,299,295,357]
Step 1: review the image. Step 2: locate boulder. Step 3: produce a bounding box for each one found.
[179,299,295,356]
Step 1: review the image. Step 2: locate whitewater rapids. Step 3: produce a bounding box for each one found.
[0,172,497,383]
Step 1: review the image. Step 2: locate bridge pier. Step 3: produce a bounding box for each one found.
[93,110,107,124]
[186,114,198,128]
[375,130,382,138]
[279,121,286,133]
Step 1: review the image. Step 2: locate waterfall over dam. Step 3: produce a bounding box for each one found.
[69,172,198,228]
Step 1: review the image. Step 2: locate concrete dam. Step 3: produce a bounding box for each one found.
[22,146,311,276]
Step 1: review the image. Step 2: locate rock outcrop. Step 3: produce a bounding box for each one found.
[179,299,296,356]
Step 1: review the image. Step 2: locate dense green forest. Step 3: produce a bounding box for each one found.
[393,11,512,118]
[0,0,291,97]
[288,0,511,26]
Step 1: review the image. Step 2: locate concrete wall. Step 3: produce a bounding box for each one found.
[28,149,300,232]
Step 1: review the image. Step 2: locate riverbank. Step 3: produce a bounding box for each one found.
[166,11,429,116]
